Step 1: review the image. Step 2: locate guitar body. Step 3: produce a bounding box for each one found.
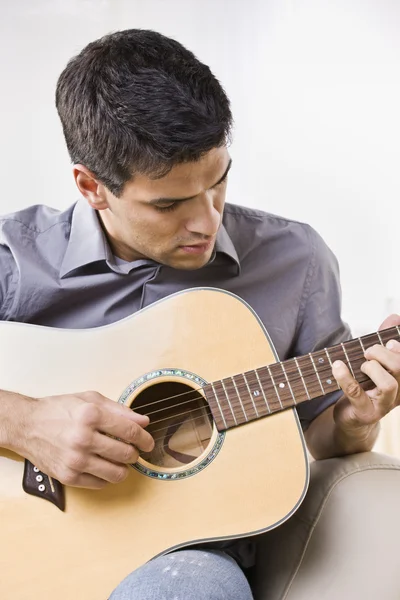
[0,288,308,599]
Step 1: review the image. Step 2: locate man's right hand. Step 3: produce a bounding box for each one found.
[18,391,154,489]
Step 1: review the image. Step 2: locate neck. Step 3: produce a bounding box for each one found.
[97,210,146,262]
[204,325,400,431]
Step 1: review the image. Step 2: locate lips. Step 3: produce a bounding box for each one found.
[178,241,212,255]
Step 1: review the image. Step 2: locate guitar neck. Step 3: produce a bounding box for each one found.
[205,325,400,431]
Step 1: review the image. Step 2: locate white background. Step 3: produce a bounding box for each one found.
[1,0,399,335]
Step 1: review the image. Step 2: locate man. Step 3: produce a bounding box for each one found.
[0,29,399,599]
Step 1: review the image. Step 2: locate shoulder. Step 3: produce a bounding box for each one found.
[0,203,75,241]
[0,204,76,258]
[223,203,324,260]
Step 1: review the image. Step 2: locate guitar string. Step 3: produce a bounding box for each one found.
[129,350,360,417]
[134,366,369,439]
[116,327,398,439]
[132,350,370,427]
[141,410,214,450]
[127,330,397,450]
[139,357,372,448]
[136,362,376,446]
[141,359,373,449]
[125,327,398,419]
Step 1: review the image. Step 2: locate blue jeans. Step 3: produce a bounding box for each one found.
[109,549,254,600]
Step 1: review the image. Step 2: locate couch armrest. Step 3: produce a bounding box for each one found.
[252,452,400,600]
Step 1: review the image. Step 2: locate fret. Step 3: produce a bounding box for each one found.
[207,326,400,433]
[238,373,260,419]
[230,377,248,422]
[313,349,338,392]
[233,373,265,421]
[250,367,277,410]
[243,372,270,416]
[268,361,299,408]
[251,365,286,411]
[209,382,228,429]
[324,347,333,367]
[341,342,355,378]
[254,370,271,413]
[294,356,311,400]
[309,353,325,394]
[342,339,366,382]
[220,376,248,424]
[379,328,395,346]
[324,342,344,365]
[280,363,296,404]
[222,376,247,423]
[362,332,381,351]
[212,380,236,428]
[296,354,322,399]
[266,365,284,409]
[221,379,238,425]
[324,348,341,390]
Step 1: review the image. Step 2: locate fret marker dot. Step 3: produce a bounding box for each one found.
[326,379,332,385]
[318,358,324,364]
[253,391,260,397]
[279,383,285,388]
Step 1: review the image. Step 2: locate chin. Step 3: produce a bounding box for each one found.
[166,251,213,271]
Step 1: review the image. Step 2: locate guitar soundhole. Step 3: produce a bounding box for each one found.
[132,382,214,469]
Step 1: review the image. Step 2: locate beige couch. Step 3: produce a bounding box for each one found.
[251,452,400,600]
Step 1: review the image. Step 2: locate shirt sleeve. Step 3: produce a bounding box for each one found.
[0,243,17,320]
[293,226,351,430]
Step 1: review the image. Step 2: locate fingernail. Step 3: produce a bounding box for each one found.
[332,360,344,368]
[386,340,396,350]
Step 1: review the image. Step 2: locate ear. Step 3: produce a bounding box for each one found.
[72,165,109,210]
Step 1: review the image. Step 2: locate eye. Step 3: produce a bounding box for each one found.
[154,202,179,213]
[215,174,228,187]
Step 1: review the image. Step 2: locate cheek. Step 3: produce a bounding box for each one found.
[140,213,183,245]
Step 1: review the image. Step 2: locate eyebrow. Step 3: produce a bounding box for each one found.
[147,158,233,206]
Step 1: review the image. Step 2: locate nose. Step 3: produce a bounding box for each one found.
[185,192,221,238]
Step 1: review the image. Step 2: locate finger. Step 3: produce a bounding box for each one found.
[92,432,140,464]
[386,339,400,353]
[332,361,374,416]
[84,456,129,484]
[96,410,154,453]
[361,359,398,412]
[71,473,110,490]
[378,313,400,330]
[364,343,400,375]
[81,391,150,427]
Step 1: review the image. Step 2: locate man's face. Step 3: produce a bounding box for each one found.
[96,147,231,270]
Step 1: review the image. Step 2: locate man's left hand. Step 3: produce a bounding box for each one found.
[332,314,400,437]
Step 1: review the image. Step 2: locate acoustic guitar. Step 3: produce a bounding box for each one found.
[0,288,397,599]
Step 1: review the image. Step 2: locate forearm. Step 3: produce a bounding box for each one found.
[305,403,380,460]
[0,388,34,454]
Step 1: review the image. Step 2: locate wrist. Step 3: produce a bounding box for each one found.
[0,390,36,455]
[333,418,380,453]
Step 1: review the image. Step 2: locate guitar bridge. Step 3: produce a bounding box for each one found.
[22,460,65,511]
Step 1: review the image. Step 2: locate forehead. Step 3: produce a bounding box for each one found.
[123,147,229,202]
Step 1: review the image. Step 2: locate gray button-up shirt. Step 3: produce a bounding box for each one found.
[0,198,350,567]
[0,199,349,429]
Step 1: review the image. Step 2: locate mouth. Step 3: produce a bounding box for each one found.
[178,241,213,255]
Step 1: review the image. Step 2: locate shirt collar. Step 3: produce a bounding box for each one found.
[213,221,241,274]
[60,199,240,278]
[60,200,110,278]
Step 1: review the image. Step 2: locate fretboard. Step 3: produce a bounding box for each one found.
[204,325,400,431]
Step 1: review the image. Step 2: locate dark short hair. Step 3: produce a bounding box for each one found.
[55,29,233,196]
